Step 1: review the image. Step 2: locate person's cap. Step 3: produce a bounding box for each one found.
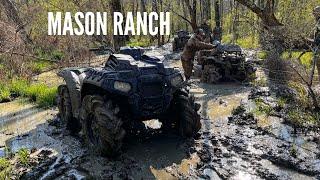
[195,28,205,36]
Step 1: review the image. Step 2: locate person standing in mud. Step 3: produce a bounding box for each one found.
[181,29,216,80]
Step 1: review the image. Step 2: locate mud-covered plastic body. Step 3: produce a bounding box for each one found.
[58,48,185,120]
[197,43,256,83]
[58,47,201,156]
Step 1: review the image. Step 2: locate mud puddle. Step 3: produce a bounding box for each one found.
[0,99,56,148]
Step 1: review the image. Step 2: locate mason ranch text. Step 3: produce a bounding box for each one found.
[48,12,171,36]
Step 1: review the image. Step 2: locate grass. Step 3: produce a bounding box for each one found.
[253,78,268,87]
[0,158,12,179]
[0,84,10,102]
[30,61,54,74]
[9,79,29,96]
[127,37,153,47]
[24,84,57,107]
[253,98,274,117]
[0,79,57,108]
[236,36,259,49]
[287,108,318,127]
[17,148,29,166]
[257,51,268,59]
[222,34,259,49]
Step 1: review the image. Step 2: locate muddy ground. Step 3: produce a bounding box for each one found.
[0,45,320,179]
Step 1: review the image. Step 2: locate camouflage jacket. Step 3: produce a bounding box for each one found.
[314,19,320,46]
[181,35,215,61]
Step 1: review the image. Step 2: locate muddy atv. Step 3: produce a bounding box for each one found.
[196,43,256,83]
[57,47,201,156]
[172,30,191,52]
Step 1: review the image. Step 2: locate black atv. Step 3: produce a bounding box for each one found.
[57,47,201,156]
[197,43,256,83]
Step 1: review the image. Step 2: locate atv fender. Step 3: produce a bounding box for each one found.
[57,70,82,118]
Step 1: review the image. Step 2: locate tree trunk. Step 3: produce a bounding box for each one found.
[110,0,125,51]
[184,0,198,31]
[140,0,146,12]
[0,0,32,44]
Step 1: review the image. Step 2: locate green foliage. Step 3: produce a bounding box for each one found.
[0,158,12,179]
[9,79,29,96]
[30,61,53,74]
[287,107,320,127]
[34,48,64,61]
[289,144,298,158]
[288,81,309,108]
[24,84,57,107]
[17,148,29,166]
[0,84,11,102]
[236,36,259,49]
[222,34,259,49]
[277,97,288,109]
[254,98,274,116]
[36,87,57,107]
[222,34,232,43]
[253,78,268,87]
[0,79,57,108]
[127,37,153,47]
[257,51,267,60]
[281,51,313,67]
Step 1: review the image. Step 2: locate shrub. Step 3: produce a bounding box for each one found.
[254,98,274,116]
[0,83,10,102]
[257,51,267,59]
[36,87,57,107]
[222,34,232,43]
[30,61,53,74]
[253,78,268,87]
[281,51,313,68]
[236,36,259,49]
[0,158,12,179]
[24,84,57,107]
[17,148,29,166]
[9,79,29,96]
[127,37,153,47]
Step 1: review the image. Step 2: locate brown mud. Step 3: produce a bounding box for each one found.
[0,45,320,179]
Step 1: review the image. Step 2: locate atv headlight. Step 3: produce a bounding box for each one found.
[171,75,183,87]
[114,81,131,93]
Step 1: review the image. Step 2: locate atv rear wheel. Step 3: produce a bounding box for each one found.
[57,85,81,134]
[161,90,201,137]
[201,65,222,83]
[80,95,125,156]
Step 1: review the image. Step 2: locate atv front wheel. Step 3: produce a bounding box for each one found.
[161,90,201,137]
[80,95,125,156]
[57,85,81,134]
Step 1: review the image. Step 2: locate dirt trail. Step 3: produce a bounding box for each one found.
[0,45,320,179]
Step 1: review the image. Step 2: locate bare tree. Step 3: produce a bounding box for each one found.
[0,0,32,44]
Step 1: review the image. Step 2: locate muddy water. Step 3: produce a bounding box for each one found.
[0,99,56,148]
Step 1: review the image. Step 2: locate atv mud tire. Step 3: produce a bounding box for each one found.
[161,90,201,137]
[201,65,222,83]
[57,85,81,134]
[80,95,125,156]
